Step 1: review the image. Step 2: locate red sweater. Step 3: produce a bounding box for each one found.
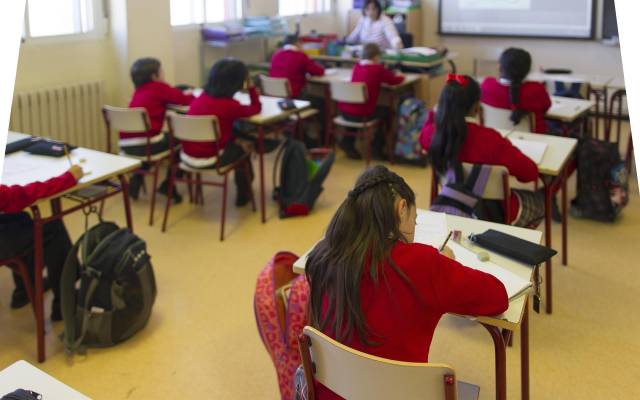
[480,77,551,134]
[183,87,262,158]
[121,81,194,140]
[337,63,405,117]
[269,48,325,98]
[0,172,77,214]
[316,241,509,399]
[420,113,539,222]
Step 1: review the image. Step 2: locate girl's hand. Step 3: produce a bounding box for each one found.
[440,246,455,261]
[68,165,84,181]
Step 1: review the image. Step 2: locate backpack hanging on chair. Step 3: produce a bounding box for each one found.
[273,138,335,218]
[60,209,157,356]
[394,98,429,166]
[254,252,310,400]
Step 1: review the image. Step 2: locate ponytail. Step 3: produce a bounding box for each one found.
[499,48,532,125]
[429,74,480,174]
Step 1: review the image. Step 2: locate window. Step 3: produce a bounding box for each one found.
[24,0,103,39]
[279,0,331,17]
[170,0,243,26]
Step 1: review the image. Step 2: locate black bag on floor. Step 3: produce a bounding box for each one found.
[273,138,335,218]
[571,138,629,222]
[60,220,157,355]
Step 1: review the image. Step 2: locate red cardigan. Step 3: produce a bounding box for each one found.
[183,87,262,158]
[121,81,194,140]
[480,77,551,134]
[337,63,404,118]
[420,113,539,221]
[269,48,325,98]
[0,172,77,214]
[316,241,509,399]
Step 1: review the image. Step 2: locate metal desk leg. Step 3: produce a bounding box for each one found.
[544,179,553,314]
[119,175,134,232]
[561,166,568,266]
[258,126,266,223]
[30,206,46,363]
[521,299,530,400]
[482,324,507,400]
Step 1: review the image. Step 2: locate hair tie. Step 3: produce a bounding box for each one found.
[446,73,468,87]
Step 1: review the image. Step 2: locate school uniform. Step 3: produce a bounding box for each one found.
[120,80,194,155]
[0,172,78,317]
[480,77,552,134]
[183,87,262,201]
[269,45,325,99]
[315,241,509,399]
[421,113,543,226]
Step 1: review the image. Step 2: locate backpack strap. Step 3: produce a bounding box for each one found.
[66,270,101,354]
[60,233,83,355]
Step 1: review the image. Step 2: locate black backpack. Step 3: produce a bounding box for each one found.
[571,138,629,222]
[273,138,335,218]
[60,221,157,355]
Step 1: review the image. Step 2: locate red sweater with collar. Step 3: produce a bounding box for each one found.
[315,241,509,399]
[420,112,539,221]
[0,172,77,214]
[120,81,194,140]
[182,87,262,158]
[269,48,325,98]
[337,63,405,118]
[480,77,552,134]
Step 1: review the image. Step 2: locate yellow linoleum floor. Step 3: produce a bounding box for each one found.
[1,149,640,399]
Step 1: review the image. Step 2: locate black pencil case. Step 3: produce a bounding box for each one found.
[469,229,557,266]
[24,139,76,157]
[5,137,35,154]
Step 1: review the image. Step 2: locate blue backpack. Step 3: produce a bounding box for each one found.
[394,98,429,166]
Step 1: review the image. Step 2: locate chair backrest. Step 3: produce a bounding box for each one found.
[480,102,534,132]
[166,112,221,143]
[330,81,368,104]
[298,326,457,400]
[102,105,150,133]
[461,163,509,200]
[473,58,500,80]
[260,75,292,98]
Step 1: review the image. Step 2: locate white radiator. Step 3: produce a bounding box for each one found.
[10,81,107,151]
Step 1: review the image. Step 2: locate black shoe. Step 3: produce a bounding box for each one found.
[262,138,281,154]
[338,141,361,160]
[235,195,251,207]
[157,181,183,204]
[51,299,62,322]
[552,198,562,223]
[10,289,29,309]
[129,174,143,200]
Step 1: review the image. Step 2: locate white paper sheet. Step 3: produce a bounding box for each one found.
[414,212,449,249]
[508,138,548,164]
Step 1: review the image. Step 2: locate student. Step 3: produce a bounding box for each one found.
[422,74,545,227]
[346,0,403,50]
[304,165,508,399]
[269,34,325,99]
[0,165,84,321]
[185,58,262,206]
[481,48,551,134]
[337,42,404,159]
[120,57,195,202]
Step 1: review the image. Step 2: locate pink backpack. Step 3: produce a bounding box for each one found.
[254,252,310,400]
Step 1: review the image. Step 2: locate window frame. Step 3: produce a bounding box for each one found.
[21,0,108,44]
[277,0,334,18]
[170,0,244,28]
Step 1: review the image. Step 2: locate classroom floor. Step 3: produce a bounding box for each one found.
[1,142,639,399]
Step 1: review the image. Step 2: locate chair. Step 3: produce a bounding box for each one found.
[605,89,634,174]
[328,81,380,166]
[472,58,500,80]
[259,75,320,138]
[102,105,171,226]
[161,113,256,241]
[298,326,479,400]
[430,163,512,224]
[479,103,535,133]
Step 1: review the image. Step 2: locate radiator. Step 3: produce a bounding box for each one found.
[10,81,107,151]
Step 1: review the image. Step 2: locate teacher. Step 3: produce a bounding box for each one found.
[347,0,403,50]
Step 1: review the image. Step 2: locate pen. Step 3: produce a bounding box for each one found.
[439,231,453,252]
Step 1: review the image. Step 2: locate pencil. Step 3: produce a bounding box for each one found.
[64,144,72,167]
[439,231,453,252]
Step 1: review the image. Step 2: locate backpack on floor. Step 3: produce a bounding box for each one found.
[394,98,429,166]
[254,252,310,400]
[60,221,157,355]
[571,139,629,222]
[273,138,335,218]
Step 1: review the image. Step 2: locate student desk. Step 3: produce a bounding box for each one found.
[310,52,458,72]
[528,72,612,90]
[306,68,421,161]
[293,210,542,400]
[3,131,140,362]
[0,360,90,399]
[169,93,312,223]
[546,96,595,123]
[498,129,578,314]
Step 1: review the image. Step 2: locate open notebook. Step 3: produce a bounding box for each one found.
[449,241,532,300]
[509,138,548,164]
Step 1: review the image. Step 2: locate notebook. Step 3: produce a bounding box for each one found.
[414,212,449,249]
[508,138,548,164]
[449,241,532,300]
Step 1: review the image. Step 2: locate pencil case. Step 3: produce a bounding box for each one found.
[469,229,557,266]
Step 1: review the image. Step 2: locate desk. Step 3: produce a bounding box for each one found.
[293,210,542,400]
[500,129,578,313]
[310,52,458,72]
[0,360,90,399]
[547,96,594,123]
[169,93,312,223]
[3,131,140,362]
[528,72,612,90]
